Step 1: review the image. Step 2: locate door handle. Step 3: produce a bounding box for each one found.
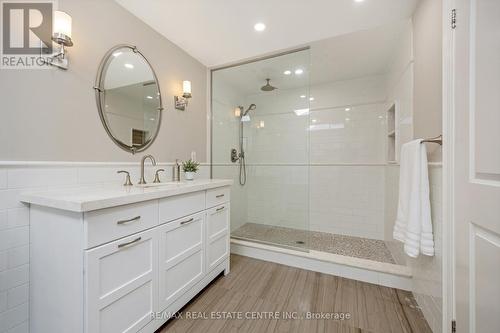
[216,194,225,198]
[117,216,141,225]
[216,206,225,212]
[117,237,142,248]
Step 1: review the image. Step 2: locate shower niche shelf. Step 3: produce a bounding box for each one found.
[386,103,397,163]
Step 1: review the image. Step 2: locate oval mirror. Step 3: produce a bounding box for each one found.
[94,45,163,154]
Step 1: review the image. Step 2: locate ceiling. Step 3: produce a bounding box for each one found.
[212,20,409,96]
[115,0,418,67]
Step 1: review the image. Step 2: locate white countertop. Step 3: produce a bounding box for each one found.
[20,179,233,212]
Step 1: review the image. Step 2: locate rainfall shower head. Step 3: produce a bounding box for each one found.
[261,78,277,92]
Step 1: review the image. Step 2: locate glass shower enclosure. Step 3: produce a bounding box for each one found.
[211,49,311,250]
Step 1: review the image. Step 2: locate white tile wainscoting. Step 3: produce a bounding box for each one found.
[214,163,386,240]
[385,163,443,333]
[0,161,210,333]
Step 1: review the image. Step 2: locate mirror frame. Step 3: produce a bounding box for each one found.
[94,44,164,154]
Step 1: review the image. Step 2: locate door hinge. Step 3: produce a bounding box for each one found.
[451,9,457,29]
[452,320,456,332]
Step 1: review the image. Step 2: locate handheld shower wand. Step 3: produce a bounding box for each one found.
[231,104,256,185]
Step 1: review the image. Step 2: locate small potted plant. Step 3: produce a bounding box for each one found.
[182,159,200,181]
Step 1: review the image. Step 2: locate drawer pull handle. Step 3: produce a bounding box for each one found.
[180,218,194,225]
[118,237,142,248]
[117,216,141,225]
[216,206,225,212]
[216,194,225,198]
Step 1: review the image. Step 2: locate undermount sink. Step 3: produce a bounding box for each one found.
[135,181,186,188]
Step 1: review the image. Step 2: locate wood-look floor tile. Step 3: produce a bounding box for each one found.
[157,255,432,333]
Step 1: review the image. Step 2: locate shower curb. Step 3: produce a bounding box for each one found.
[231,238,413,291]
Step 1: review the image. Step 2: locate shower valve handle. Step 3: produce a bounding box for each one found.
[231,148,240,163]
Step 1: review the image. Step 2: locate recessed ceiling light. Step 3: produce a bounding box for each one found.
[311,119,317,123]
[295,68,304,75]
[300,95,306,99]
[309,97,315,101]
[283,70,292,75]
[354,0,365,3]
[146,96,153,99]
[345,118,351,121]
[345,107,351,111]
[254,22,266,32]
[124,63,134,69]
[378,115,384,119]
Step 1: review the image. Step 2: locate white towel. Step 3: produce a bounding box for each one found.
[393,139,434,257]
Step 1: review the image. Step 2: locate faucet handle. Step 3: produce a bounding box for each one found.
[117,170,133,186]
[153,169,165,183]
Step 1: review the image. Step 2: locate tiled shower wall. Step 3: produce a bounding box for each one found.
[0,163,210,333]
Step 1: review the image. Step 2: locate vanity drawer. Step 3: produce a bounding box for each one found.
[84,200,158,249]
[159,191,205,223]
[206,187,230,208]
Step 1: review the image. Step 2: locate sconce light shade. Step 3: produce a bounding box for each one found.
[175,80,193,110]
[234,107,241,117]
[182,80,192,98]
[52,11,73,46]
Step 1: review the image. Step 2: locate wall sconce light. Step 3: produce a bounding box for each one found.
[234,107,241,117]
[174,80,192,111]
[43,11,73,70]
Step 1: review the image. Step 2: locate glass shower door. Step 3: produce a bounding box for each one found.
[211,49,310,250]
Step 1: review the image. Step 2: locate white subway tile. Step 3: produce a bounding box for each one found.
[7,284,28,309]
[0,190,28,210]
[0,210,7,230]
[7,167,78,189]
[0,169,6,189]
[0,265,29,292]
[0,302,28,332]
[77,166,130,184]
[6,321,29,333]
[0,251,7,272]
[8,246,29,269]
[0,227,29,252]
[0,291,6,312]
[7,208,29,229]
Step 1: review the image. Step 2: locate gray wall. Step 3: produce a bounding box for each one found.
[413,0,442,162]
[0,0,207,162]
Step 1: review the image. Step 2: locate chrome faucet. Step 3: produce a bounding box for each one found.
[138,155,157,184]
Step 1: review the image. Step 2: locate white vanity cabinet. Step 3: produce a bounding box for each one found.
[22,180,232,333]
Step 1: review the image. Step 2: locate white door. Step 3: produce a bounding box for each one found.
[85,229,158,333]
[158,211,205,311]
[453,1,500,332]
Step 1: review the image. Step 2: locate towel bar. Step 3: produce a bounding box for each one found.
[421,135,442,145]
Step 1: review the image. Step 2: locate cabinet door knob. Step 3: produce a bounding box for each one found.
[117,237,142,248]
